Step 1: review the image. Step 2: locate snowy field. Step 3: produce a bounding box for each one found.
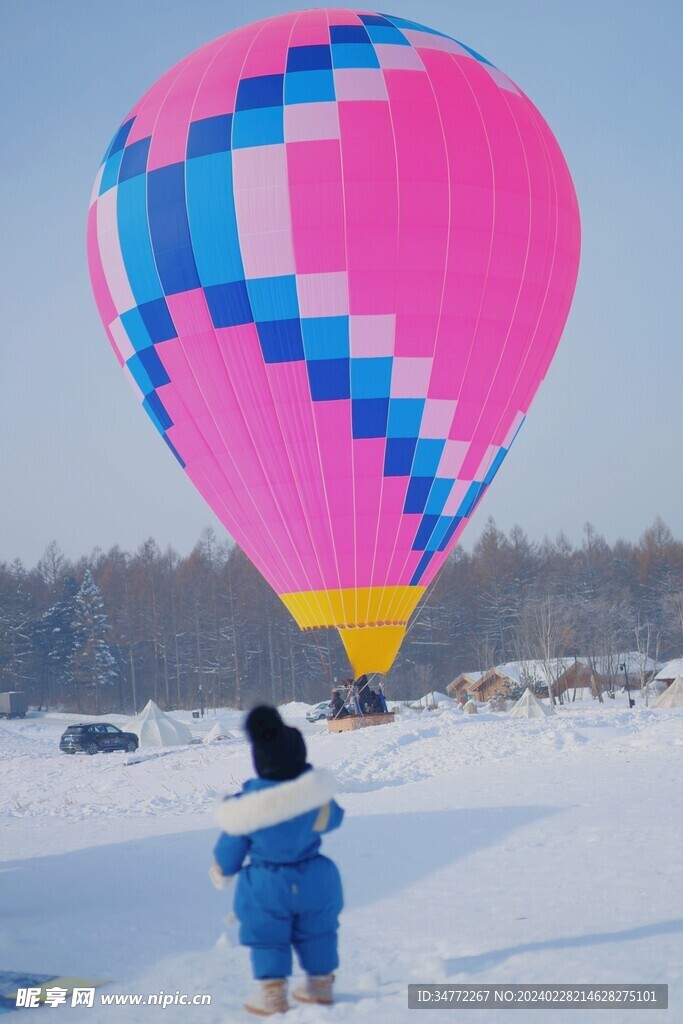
[2,696,682,1022]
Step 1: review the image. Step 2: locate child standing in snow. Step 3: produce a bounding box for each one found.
[211,705,344,1016]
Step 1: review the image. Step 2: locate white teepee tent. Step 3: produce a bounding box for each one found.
[509,687,554,718]
[203,720,232,743]
[654,676,683,709]
[125,700,192,747]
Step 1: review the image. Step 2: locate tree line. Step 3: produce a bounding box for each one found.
[1,518,681,714]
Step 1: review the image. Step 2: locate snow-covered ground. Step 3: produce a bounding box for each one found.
[2,696,682,1021]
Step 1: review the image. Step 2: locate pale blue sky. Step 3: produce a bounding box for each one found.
[1,0,681,566]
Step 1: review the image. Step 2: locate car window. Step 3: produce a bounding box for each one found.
[94,724,107,733]
[105,725,120,734]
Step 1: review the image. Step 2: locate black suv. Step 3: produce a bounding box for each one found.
[60,723,139,755]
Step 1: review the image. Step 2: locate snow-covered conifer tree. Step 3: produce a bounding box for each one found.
[72,569,117,712]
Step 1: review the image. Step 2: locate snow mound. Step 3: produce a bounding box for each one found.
[416,691,452,706]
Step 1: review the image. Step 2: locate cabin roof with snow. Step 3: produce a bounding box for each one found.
[474,653,657,689]
[468,667,512,696]
[493,660,573,687]
[446,671,483,694]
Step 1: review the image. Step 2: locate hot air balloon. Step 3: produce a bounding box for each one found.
[87,10,580,677]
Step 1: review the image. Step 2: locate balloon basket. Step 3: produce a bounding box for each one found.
[328,712,395,734]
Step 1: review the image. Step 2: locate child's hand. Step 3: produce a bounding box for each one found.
[209,862,233,891]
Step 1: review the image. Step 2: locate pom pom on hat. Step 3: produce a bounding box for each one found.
[246,705,283,743]
[244,704,308,782]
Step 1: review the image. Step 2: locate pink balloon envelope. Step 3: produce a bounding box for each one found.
[87,9,580,675]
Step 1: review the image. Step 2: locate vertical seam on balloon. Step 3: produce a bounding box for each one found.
[226,12,335,624]
[329,7,363,631]
[477,86,563,489]
[105,51,289,588]
[174,33,296,591]
[393,55,500,619]
[421,88,579,596]
[379,43,457,625]
[470,86,558,494]
[88,206,119,360]
[148,32,298,595]
[172,39,297,594]
[364,37,405,625]
[362,30,415,629]
[521,89,575,345]
[453,72,535,513]
[165,41,297,593]
[512,88,579,407]
[283,7,344,626]
[390,55,499,625]
[432,59,497,448]
[223,15,334,624]
[228,18,315,594]
[370,40,444,625]
[106,47,291,588]
[185,17,331,623]
[266,14,342,622]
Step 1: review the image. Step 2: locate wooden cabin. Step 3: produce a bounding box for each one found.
[446,672,483,702]
[468,667,513,704]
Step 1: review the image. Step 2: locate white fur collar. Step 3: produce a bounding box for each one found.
[215,768,338,836]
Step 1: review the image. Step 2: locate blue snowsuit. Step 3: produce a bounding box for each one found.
[213,772,344,980]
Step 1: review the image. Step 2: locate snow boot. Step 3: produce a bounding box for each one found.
[291,973,335,1005]
[244,979,289,1016]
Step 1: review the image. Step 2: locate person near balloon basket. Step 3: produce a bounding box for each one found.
[329,689,350,719]
[365,689,385,714]
[352,676,367,715]
[353,675,387,715]
[210,706,345,1016]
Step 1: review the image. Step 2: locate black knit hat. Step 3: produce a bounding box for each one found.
[245,705,307,782]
